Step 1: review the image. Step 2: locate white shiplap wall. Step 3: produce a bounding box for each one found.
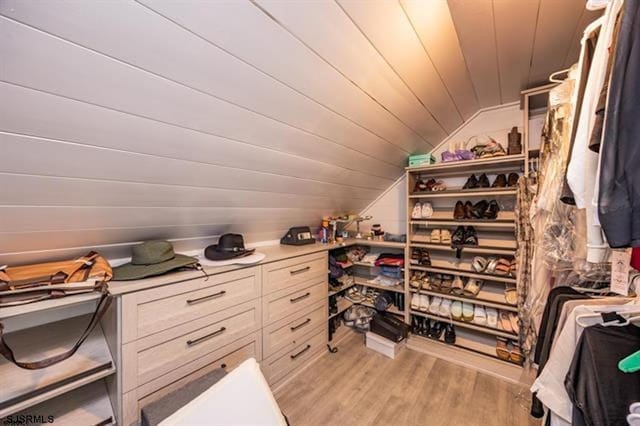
[0,1,597,264]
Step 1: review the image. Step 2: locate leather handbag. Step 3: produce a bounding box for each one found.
[0,251,113,369]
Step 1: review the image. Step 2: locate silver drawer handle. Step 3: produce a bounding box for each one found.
[289,266,310,275]
[187,327,226,346]
[290,318,311,331]
[187,290,226,305]
[290,292,310,303]
[290,344,311,360]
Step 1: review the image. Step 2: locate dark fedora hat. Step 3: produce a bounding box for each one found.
[113,240,198,281]
[205,234,255,261]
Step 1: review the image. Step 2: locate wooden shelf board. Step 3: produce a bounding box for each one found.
[410,220,515,229]
[406,333,524,384]
[410,210,515,222]
[0,315,115,418]
[329,298,353,320]
[409,265,517,284]
[328,283,355,297]
[409,287,518,312]
[349,239,406,249]
[353,276,405,293]
[6,380,115,425]
[357,301,404,316]
[409,188,517,199]
[406,155,526,174]
[0,292,102,320]
[410,310,518,340]
[409,242,516,256]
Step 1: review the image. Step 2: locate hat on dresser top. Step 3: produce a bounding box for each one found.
[205,234,255,261]
[113,240,198,281]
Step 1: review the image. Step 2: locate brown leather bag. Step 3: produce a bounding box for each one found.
[0,251,113,369]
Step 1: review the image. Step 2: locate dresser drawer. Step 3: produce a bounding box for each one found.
[263,326,326,386]
[262,252,327,295]
[137,331,261,402]
[131,266,260,339]
[263,300,327,358]
[135,299,261,387]
[262,278,326,325]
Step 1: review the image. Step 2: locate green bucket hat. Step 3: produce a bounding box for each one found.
[113,240,198,281]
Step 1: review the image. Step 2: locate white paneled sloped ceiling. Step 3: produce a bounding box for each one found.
[0,0,600,263]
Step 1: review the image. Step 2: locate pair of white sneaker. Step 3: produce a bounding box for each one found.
[411,202,433,219]
[411,293,430,312]
[411,294,452,317]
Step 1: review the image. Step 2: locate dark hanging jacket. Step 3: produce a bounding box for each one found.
[598,0,640,247]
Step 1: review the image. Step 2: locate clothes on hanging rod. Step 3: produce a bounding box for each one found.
[598,0,640,248]
[531,298,638,426]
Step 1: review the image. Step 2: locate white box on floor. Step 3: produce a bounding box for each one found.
[365,332,405,359]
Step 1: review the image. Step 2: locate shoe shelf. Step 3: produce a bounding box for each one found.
[409,265,516,284]
[349,239,406,249]
[409,287,518,313]
[353,275,404,294]
[411,210,516,222]
[328,283,355,297]
[410,220,515,230]
[405,154,526,175]
[409,242,516,257]
[329,298,353,320]
[7,381,115,426]
[410,310,518,341]
[410,327,523,366]
[0,315,116,418]
[409,188,517,199]
[359,301,404,316]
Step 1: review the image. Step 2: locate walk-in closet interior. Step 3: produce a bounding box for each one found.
[2,0,640,425]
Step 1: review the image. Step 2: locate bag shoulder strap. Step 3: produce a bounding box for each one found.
[0,282,112,370]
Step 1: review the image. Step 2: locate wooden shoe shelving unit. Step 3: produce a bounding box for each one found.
[404,154,527,375]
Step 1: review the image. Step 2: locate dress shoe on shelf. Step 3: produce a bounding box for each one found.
[451,226,465,246]
[464,201,474,219]
[454,201,465,220]
[483,200,500,220]
[463,174,479,189]
[463,226,478,246]
[444,324,456,344]
[492,174,507,188]
[471,200,489,219]
[478,173,490,188]
[507,173,519,187]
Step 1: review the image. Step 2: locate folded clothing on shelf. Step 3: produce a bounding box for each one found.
[368,275,402,287]
[379,265,403,279]
[374,253,405,267]
[346,245,369,262]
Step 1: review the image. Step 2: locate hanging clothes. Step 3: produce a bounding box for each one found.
[566,0,623,263]
[566,323,640,425]
[598,0,640,248]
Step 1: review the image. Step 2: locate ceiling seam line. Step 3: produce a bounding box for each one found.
[0,129,395,193]
[248,0,437,150]
[398,0,466,122]
[0,80,400,184]
[333,0,450,136]
[133,0,413,157]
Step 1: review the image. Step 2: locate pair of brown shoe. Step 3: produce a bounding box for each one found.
[491,173,519,188]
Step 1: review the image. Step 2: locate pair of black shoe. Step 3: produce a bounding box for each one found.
[463,173,490,189]
[451,226,478,246]
[454,200,500,220]
[411,317,456,344]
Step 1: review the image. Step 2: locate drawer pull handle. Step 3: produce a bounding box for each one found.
[186,290,226,305]
[187,327,226,346]
[290,344,311,360]
[290,292,310,303]
[290,318,311,331]
[289,266,311,275]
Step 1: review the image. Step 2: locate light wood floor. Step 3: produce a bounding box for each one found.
[276,332,540,426]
